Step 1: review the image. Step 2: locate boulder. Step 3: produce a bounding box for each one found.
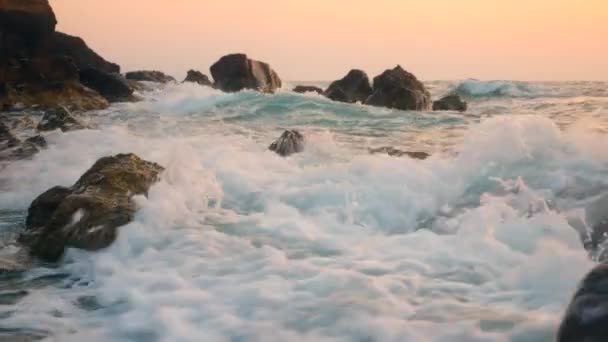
[125,70,175,83]
[324,70,372,103]
[210,53,282,93]
[183,69,212,86]
[557,263,608,342]
[293,85,323,94]
[79,68,134,103]
[0,0,57,38]
[19,153,164,261]
[269,130,304,157]
[364,66,431,111]
[37,106,85,132]
[46,32,120,73]
[369,146,430,160]
[433,95,467,112]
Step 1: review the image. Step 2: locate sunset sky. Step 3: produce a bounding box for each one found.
[51,0,608,81]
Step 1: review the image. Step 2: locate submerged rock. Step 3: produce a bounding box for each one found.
[369,146,430,160]
[269,130,304,157]
[433,94,467,112]
[210,53,282,93]
[365,66,431,111]
[557,263,608,342]
[79,68,134,103]
[183,69,212,86]
[324,69,372,103]
[293,85,323,94]
[20,153,164,261]
[125,70,175,83]
[37,106,85,132]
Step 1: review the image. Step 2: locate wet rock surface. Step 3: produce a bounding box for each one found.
[210,53,282,93]
[433,94,468,112]
[269,130,305,157]
[183,70,212,86]
[364,66,431,111]
[324,69,372,104]
[125,70,175,83]
[369,146,430,160]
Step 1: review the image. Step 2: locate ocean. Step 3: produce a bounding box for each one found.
[0,79,607,341]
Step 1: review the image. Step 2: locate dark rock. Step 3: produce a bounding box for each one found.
[269,130,304,157]
[37,106,84,132]
[210,53,282,93]
[557,263,608,342]
[3,80,109,111]
[46,32,120,73]
[79,68,134,103]
[183,69,211,86]
[364,66,431,111]
[20,153,164,261]
[0,0,57,38]
[0,121,19,149]
[25,135,46,148]
[433,95,467,112]
[324,70,372,103]
[0,56,79,85]
[293,85,323,94]
[0,122,43,161]
[125,70,175,83]
[369,146,430,160]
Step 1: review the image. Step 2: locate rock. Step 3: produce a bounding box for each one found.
[364,66,431,111]
[369,146,430,160]
[20,153,164,261]
[0,121,19,149]
[24,135,46,148]
[433,95,467,112]
[269,130,304,157]
[0,122,44,161]
[557,263,608,342]
[293,85,323,94]
[79,68,134,103]
[0,0,57,38]
[37,106,84,132]
[125,70,175,83]
[324,70,372,103]
[210,53,282,93]
[5,80,109,111]
[47,32,120,73]
[183,69,212,86]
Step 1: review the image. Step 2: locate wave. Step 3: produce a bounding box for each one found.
[450,80,543,98]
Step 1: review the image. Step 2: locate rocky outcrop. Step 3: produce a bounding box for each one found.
[79,68,134,103]
[19,153,164,261]
[557,263,608,342]
[125,70,175,83]
[369,146,430,160]
[210,54,282,93]
[183,69,211,86]
[0,121,46,161]
[0,0,57,39]
[433,95,467,112]
[269,130,304,157]
[324,70,372,103]
[37,106,85,132]
[293,85,323,94]
[364,66,431,111]
[46,32,120,73]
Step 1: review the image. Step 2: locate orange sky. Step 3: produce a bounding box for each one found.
[51,0,608,81]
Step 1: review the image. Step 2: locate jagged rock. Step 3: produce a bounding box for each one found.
[557,263,608,342]
[19,153,164,261]
[47,32,120,73]
[183,69,212,86]
[210,53,282,93]
[433,95,467,112]
[365,66,431,111]
[369,147,430,160]
[37,106,84,132]
[293,85,323,94]
[269,130,304,157]
[79,68,134,103]
[125,70,175,83]
[324,70,372,103]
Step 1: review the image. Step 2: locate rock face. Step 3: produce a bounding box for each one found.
[183,69,212,86]
[37,106,85,132]
[365,66,431,111]
[46,32,120,73]
[125,70,175,83]
[269,130,304,157]
[79,68,134,103]
[324,70,372,103]
[557,263,608,342]
[369,147,430,160]
[433,95,467,112]
[210,54,282,93]
[20,153,164,261]
[293,85,323,94]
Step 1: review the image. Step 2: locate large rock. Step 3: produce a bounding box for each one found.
[46,32,120,73]
[364,66,431,111]
[19,153,164,261]
[79,68,134,103]
[324,70,372,103]
[0,0,57,38]
[557,263,608,342]
[37,106,85,132]
[183,69,211,86]
[210,53,282,93]
[293,85,323,94]
[269,130,304,157]
[125,70,175,83]
[433,94,467,112]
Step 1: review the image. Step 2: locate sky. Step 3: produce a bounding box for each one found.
[51,0,608,81]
